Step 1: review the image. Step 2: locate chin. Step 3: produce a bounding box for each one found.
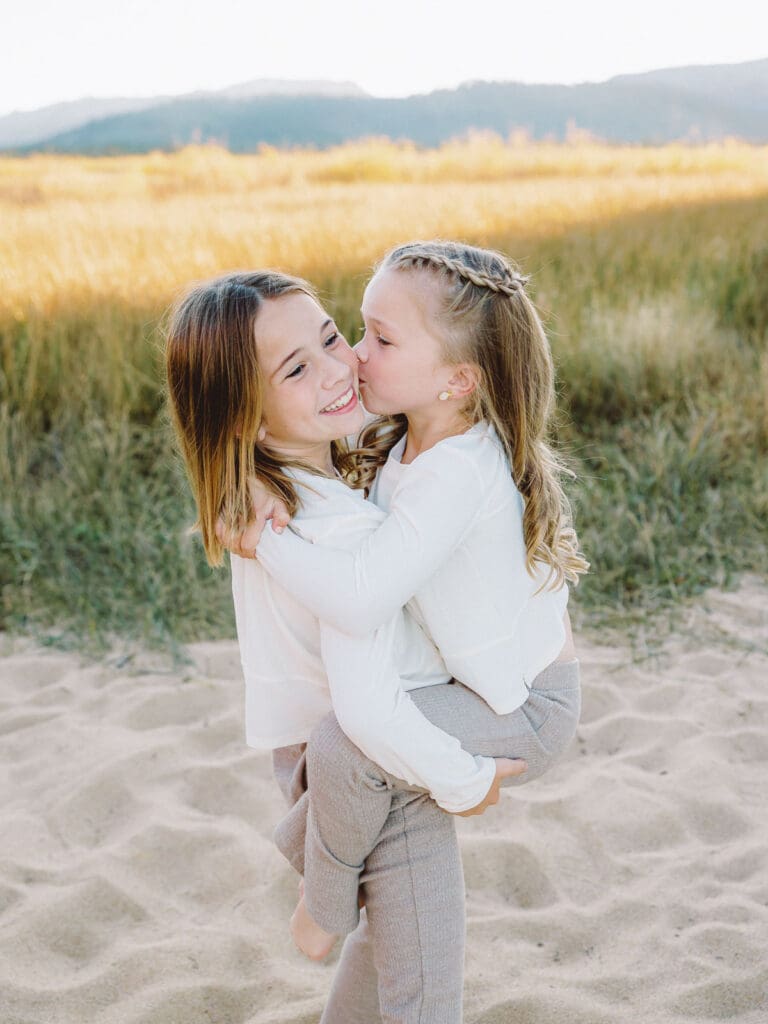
[366,400,400,417]
[358,391,387,415]
[332,406,365,436]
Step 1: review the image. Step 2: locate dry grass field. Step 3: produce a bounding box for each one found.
[1,139,766,649]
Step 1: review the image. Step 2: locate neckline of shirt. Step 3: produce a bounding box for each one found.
[390,420,491,467]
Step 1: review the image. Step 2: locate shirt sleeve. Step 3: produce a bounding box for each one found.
[257,444,487,635]
[319,618,496,813]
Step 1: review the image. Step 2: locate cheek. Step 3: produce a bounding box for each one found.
[384,352,426,392]
[339,345,358,373]
[368,346,393,381]
[264,384,312,434]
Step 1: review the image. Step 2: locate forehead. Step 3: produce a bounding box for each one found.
[363,267,443,334]
[254,292,326,366]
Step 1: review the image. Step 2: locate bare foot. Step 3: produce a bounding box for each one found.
[290,896,337,961]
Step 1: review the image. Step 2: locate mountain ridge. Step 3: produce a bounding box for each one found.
[0,80,368,148]
[4,60,767,153]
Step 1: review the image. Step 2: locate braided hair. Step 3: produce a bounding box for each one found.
[347,240,588,589]
[391,247,529,297]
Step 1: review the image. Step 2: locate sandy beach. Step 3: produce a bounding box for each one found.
[1,579,766,1024]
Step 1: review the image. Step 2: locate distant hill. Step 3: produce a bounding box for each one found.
[5,59,767,154]
[0,80,367,149]
[610,58,768,115]
[0,97,168,149]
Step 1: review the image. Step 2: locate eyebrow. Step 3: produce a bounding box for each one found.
[271,318,334,378]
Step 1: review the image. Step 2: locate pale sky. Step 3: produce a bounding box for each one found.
[2,0,767,117]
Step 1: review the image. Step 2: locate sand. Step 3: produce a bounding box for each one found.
[0,579,766,1024]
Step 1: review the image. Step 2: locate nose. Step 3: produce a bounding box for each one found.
[321,348,352,390]
[355,336,369,363]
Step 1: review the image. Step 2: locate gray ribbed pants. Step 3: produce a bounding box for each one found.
[272,659,580,1024]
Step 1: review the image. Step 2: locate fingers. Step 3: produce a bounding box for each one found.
[217,477,293,556]
[216,509,271,560]
[217,520,258,559]
[455,757,527,818]
[270,500,291,534]
[232,533,254,559]
[495,757,527,779]
[238,518,264,555]
[216,518,245,556]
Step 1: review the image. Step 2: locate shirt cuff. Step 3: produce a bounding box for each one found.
[432,755,498,814]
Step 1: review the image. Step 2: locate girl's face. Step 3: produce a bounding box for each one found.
[256,292,364,462]
[355,268,458,416]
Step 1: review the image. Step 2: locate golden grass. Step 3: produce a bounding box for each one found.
[1,139,767,646]
[2,139,768,316]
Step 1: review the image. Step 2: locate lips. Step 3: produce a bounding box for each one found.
[319,386,358,415]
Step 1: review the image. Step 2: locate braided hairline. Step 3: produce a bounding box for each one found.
[394,251,529,297]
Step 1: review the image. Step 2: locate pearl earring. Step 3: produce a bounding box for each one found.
[438,391,452,401]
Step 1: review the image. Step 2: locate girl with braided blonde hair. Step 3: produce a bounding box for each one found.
[217,241,587,1017]
[349,239,586,589]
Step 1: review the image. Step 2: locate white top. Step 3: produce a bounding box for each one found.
[257,421,569,716]
[231,468,496,813]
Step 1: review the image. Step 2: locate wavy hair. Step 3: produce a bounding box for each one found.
[165,270,354,566]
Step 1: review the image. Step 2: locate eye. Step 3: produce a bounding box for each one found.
[285,363,306,379]
[377,335,391,347]
[324,332,340,348]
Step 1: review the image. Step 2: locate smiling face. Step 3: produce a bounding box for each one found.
[355,267,463,417]
[256,291,364,467]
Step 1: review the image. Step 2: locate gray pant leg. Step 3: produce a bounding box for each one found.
[271,744,309,875]
[320,910,383,1024]
[273,745,385,1023]
[272,742,308,806]
[290,660,580,933]
[299,718,398,934]
[410,658,581,786]
[274,663,579,1022]
[362,789,465,1024]
[274,736,466,1023]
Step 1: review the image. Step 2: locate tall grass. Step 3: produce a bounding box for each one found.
[1,141,766,650]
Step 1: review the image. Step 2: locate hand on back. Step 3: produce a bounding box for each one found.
[216,475,292,559]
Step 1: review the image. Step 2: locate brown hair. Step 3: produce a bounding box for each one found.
[350,241,588,588]
[165,270,353,566]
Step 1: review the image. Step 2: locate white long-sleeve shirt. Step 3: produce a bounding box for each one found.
[231,467,496,813]
[257,421,569,716]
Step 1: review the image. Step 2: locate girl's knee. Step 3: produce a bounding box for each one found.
[307,711,379,786]
[537,695,580,763]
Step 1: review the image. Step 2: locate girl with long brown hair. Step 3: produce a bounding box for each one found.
[167,269,533,1023]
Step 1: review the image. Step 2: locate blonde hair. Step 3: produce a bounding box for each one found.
[350,241,589,588]
[165,270,354,566]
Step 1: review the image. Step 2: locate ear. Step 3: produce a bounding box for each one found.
[447,363,480,398]
[235,424,266,442]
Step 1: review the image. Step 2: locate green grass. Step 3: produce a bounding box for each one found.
[1,194,766,652]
